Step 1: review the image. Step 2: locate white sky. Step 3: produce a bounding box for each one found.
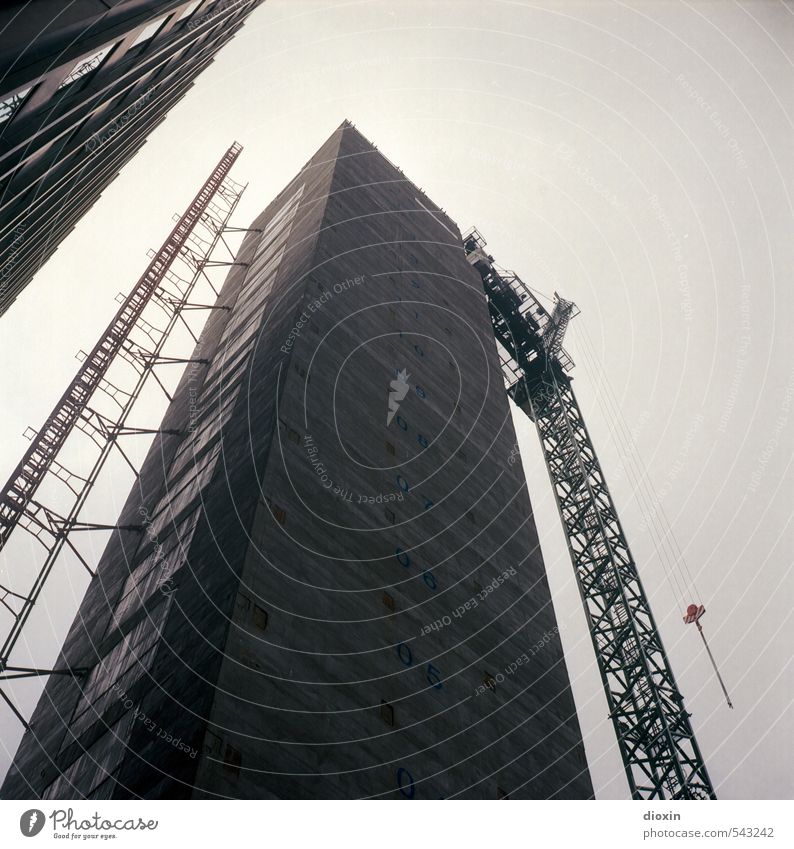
[1,0,793,799]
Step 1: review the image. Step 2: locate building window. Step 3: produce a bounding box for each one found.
[252,605,268,631]
[0,87,31,124]
[67,599,172,740]
[131,16,168,47]
[204,730,222,757]
[380,700,395,726]
[42,710,134,799]
[284,425,300,445]
[223,743,242,777]
[382,592,395,611]
[58,46,113,90]
[235,591,251,617]
[178,0,203,20]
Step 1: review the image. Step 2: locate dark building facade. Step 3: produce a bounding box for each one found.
[1,121,593,799]
[0,0,265,317]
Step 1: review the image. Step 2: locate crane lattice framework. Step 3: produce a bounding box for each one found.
[463,228,715,800]
[0,143,248,726]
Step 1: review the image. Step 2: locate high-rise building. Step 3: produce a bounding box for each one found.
[1,121,593,799]
[0,0,265,318]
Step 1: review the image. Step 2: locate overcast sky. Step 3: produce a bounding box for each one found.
[1,0,793,799]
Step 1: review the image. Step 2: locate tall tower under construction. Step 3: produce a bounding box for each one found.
[1,122,593,800]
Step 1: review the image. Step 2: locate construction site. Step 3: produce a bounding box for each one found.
[0,119,728,800]
[1,0,790,814]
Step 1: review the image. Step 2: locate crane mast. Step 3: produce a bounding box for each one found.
[463,228,715,800]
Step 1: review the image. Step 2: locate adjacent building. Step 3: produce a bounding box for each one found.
[1,121,593,799]
[0,0,265,317]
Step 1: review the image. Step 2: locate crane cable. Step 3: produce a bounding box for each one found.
[572,324,734,709]
[520,281,732,708]
[574,323,704,610]
[521,280,702,611]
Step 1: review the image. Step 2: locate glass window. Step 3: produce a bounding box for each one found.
[261,184,304,236]
[147,442,221,533]
[58,46,113,89]
[0,87,31,123]
[131,16,168,47]
[68,600,171,738]
[169,397,236,478]
[201,353,249,399]
[44,710,134,799]
[246,242,288,285]
[214,322,260,363]
[222,297,268,338]
[114,523,194,624]
[186,393,237,445]
[178,1,203,20]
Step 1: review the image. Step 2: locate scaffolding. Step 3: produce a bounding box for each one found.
[0,143,247,726]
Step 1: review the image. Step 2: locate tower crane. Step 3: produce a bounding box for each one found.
[464,228,715,800]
